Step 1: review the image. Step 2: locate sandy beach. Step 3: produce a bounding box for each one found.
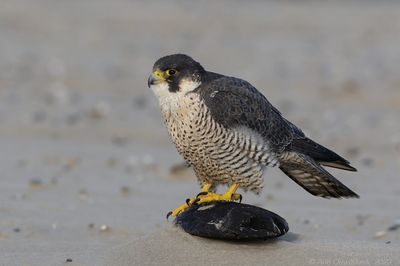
[0,1,399,265]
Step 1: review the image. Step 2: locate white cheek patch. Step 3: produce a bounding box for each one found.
[179,79,201,94]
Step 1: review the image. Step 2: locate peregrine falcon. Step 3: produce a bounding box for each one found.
[148,54,358,218]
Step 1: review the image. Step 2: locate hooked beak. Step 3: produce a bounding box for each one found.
[147,74,156,88]
[147,70,165,88]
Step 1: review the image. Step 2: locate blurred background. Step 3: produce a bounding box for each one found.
[0,1,399,264]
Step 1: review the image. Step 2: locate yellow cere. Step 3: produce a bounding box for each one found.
[153,69,166,80]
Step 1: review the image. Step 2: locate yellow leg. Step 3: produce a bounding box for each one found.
[201,183,212,192]
[195,183,242,204]
[167,182,212,218]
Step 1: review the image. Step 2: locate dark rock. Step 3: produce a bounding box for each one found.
[387,221,400,231]
[175,202,288,240]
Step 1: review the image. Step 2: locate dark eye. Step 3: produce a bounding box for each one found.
[167,69,176,76]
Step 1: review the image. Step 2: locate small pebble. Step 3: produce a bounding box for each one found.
[87,101,111,119]
[13,228,20,233]
[356,214,370,226]
[120,186,131,195]
[63,158,81,172]
[100,225,111,232]
[78,189,89,200]
[88,223,95,229]
[341,79,360,95]
[265,194,275,202]
[65,258,73,263]
[374,230,387,238]
[29,178,44,188]
[386,241,391,244]
[297,217,311,225]
[387,220,400,231]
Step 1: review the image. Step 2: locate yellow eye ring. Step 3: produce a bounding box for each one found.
[166,69,177,76]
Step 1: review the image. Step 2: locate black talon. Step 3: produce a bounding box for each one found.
[196,191,208,198]
[238,194,242,203]
[166,211,173,220]
[193,197,200,205]
[186,198,191,206]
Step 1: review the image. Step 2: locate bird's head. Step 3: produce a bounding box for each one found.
[148,54,205,99]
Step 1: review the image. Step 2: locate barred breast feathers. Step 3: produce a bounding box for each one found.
[209,125,279,193]
[219,125,279,168]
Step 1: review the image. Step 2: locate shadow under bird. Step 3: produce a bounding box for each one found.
[148,54,358,218]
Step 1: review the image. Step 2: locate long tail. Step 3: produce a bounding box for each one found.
[279,151,359,198]
[290,137,357,172]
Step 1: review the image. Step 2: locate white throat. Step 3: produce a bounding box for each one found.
[150,79,201,117]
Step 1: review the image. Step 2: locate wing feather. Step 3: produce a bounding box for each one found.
[197,76,296,153]
[195,74,357,198]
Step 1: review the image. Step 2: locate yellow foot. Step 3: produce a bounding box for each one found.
[167,197,196,219]
[167,183,212,219]
[195,184,242,205]
[166,184,241,219]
